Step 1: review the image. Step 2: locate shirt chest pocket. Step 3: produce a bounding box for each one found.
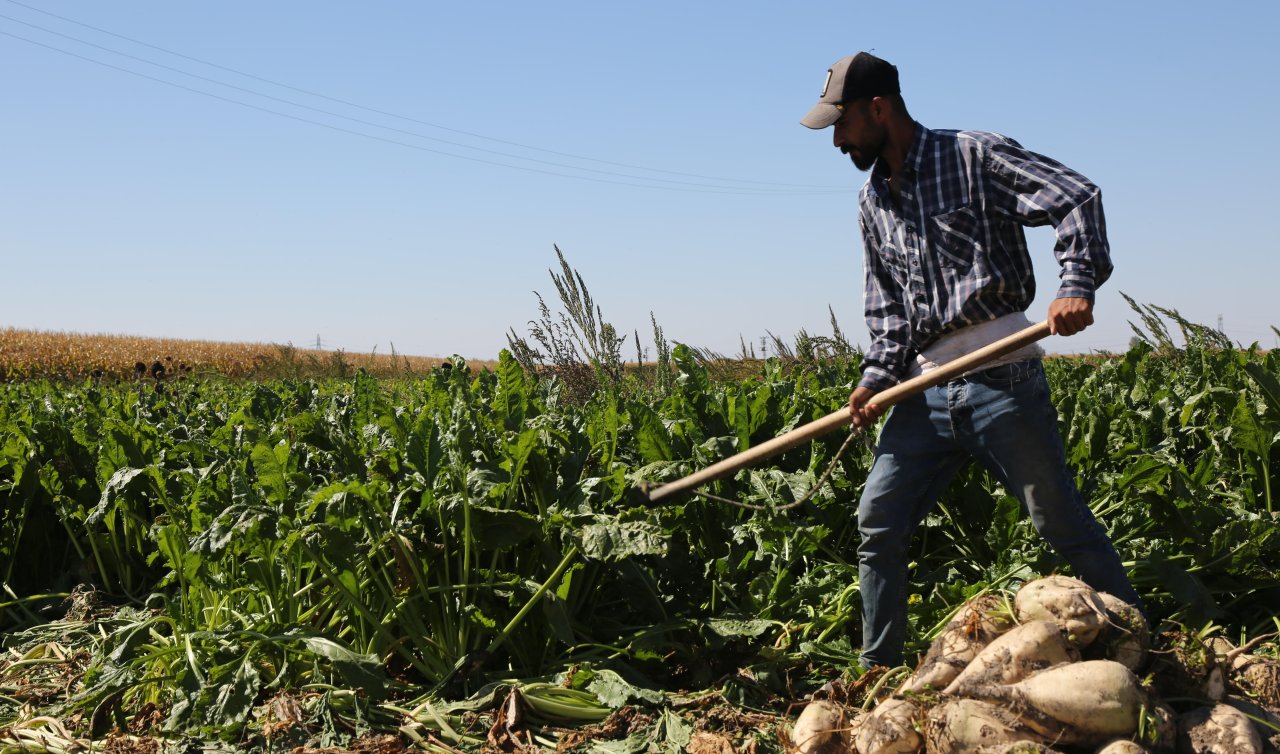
[928,206,980,270]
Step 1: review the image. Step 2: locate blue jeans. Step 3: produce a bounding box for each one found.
[856,358,1140,667]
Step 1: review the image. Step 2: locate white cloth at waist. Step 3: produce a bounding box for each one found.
[904,312,1045,379]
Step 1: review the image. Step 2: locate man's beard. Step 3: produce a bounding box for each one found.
[848,149,877,171]
[845,129,885,172]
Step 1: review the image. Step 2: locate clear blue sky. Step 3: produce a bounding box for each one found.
[3,1,1277,359]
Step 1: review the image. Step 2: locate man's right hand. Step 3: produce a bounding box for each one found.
[849,386,885,430]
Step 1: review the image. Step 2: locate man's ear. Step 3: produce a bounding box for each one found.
[869,96,886,120]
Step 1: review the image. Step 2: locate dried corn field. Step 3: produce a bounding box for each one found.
[0,327,490,381]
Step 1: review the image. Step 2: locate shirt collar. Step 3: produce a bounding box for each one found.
[868,121,931,200]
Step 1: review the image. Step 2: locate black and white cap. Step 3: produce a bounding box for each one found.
[800,52,901,129]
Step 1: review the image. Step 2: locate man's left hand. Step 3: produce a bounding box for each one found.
[1048,297,1094,336]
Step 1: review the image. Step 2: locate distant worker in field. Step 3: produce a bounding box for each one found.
[800,52,1142,669]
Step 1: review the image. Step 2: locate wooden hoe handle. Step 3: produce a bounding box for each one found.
[641,320,1052,504]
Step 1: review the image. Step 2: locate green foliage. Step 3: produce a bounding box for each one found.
[1,307,1278,748]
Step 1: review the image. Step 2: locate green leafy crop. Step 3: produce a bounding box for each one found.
[1,320,1277,748]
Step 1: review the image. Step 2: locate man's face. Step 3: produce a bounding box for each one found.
[832,99,885,172]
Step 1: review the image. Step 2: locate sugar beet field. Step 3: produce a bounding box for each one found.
[1,302,1279,754]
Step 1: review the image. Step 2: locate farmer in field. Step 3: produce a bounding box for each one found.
[801,52,1142,669]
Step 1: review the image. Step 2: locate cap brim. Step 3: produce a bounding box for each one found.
[800,102,842,129]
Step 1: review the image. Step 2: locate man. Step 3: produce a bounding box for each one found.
[801,52,1142,668]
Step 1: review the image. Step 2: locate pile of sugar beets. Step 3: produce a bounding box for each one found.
[790,576,1280,754]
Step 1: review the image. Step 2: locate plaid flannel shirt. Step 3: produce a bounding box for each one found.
[857,123,1112,391]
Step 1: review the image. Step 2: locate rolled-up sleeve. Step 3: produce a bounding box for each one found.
[982,139,1113,301]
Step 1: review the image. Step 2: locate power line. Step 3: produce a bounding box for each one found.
[1,0,850,192]
[0,14,848,194]
[1,28,850,196]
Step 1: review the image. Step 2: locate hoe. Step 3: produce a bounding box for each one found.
[631,320,1053,505]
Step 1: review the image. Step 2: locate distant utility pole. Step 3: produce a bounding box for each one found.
[760,336,768,359]
[315,334,322,350]
[1217,315,1223,332]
